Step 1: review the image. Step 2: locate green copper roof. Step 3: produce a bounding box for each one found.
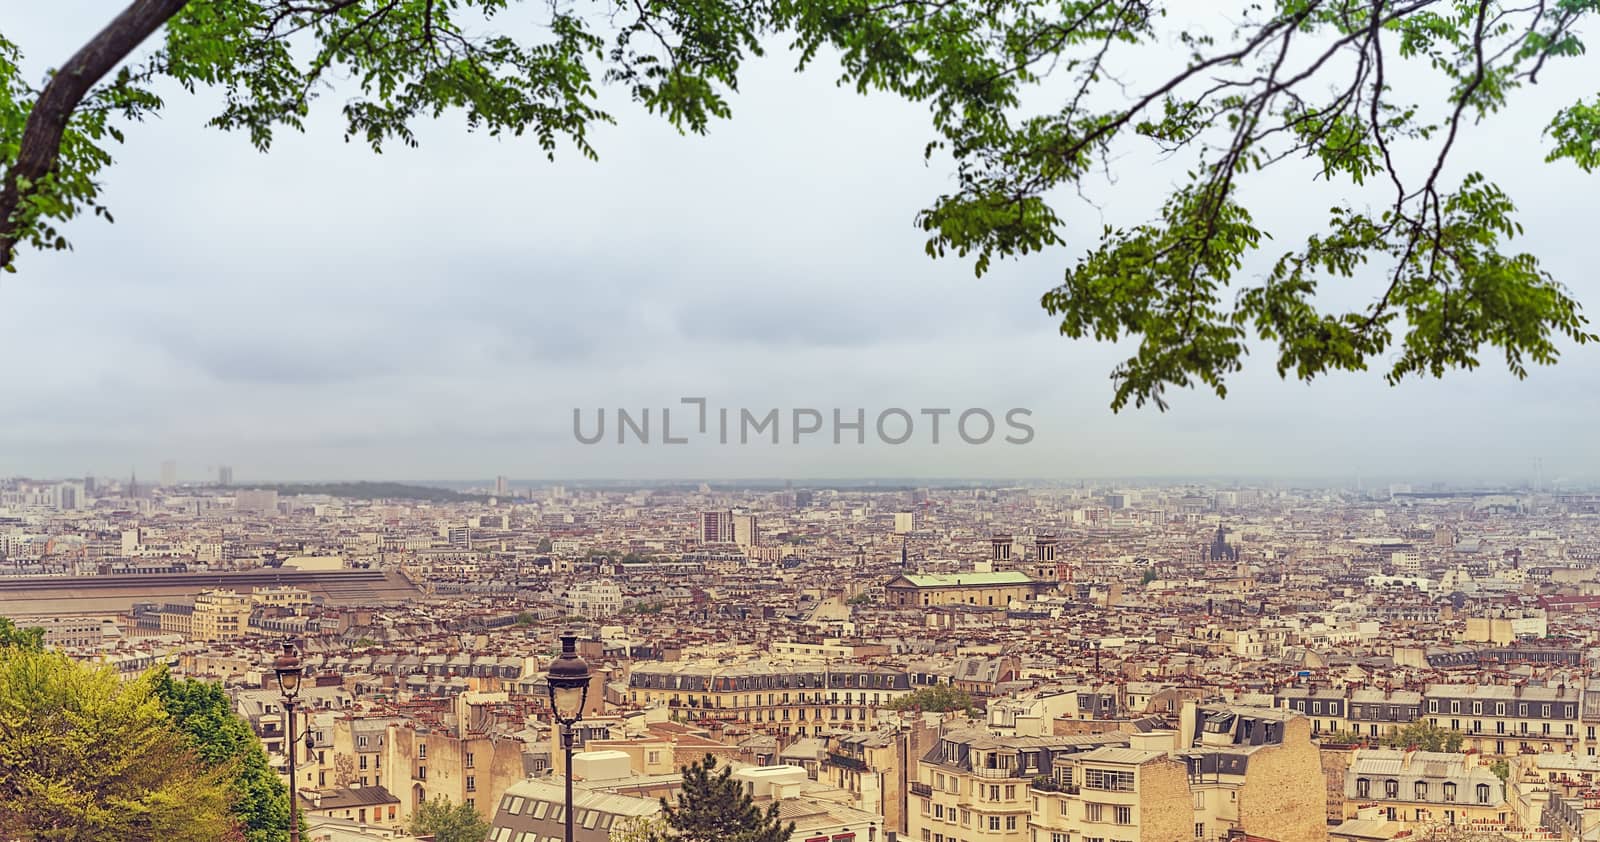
[892,571,1035,587]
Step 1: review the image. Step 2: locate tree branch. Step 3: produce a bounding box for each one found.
[0,0,191,271]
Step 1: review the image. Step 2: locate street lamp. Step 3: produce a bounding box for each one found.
[546,633,591,842]
[273,641,305,842]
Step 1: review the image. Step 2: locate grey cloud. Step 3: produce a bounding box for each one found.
[3,2,1600,480]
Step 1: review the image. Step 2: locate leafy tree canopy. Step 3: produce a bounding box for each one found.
[0,617,44,652]
[658,755,794,842]
[3,1,1599,406]
[1381,718,1466,752]
[0,649,234,841]
[887,683,977,714]
[153,670,291,842]
[409,795,491,842]
[610,814,672,842]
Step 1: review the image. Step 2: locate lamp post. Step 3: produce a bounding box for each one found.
[546,633,591,842]
[273,641,305,842]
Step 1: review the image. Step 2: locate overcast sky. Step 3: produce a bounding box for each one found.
[4,3,1599,484]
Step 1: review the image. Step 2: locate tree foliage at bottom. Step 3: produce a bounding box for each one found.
[658,755,794,842]
[154,670,290,842]
[0,649,234,841]
[409,795,491,842]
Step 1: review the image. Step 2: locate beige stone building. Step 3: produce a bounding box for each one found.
[821,718,940,837]
[885,572,1047,608]
[627,661,914,737]
[1341,748,1509,830]
[252,585,313,610]
[192,589,253,641]
[1023,705,1326,842]
[296,712,528,825]
[910,728,1128,842]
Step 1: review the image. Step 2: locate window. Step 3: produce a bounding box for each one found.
[416,766,426,781]
[360,756,368,770]
[1414,782,1428,800]
[1384,780,1398,799]
[465,752,475,769]
[1005,785,1016,800]
[466,776,476,792]
[1196,824,1205,839]
[1086,804,1104,822]
[1083,768,1135,792]
[417,744,426,760]
[989,816,1001,831]
[1114,806,1132,825]
[1477,784,1491,804]
[1007,816,1018,830]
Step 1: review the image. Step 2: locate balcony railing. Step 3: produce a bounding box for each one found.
[827,752,868,772]
[973,766,1028,779]
[910,782,933,797]
[1031,778,1080,795]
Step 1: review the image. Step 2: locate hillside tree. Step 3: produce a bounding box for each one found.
[0,649,234,841]
[153,670,291,842]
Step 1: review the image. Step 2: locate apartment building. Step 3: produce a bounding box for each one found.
[1346,689,1423,741]
[1423,683,1580,756]
[1179,706,1327,842]
[386,723,529,821]
[910,729,1127,842]
[563,580,623,618]
[253,585,313,611]
[822,719,940,837]
[192,589,254,642]
[1342,749,1509,828]
[1275,687,1348,735]
[627,662,913,736]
